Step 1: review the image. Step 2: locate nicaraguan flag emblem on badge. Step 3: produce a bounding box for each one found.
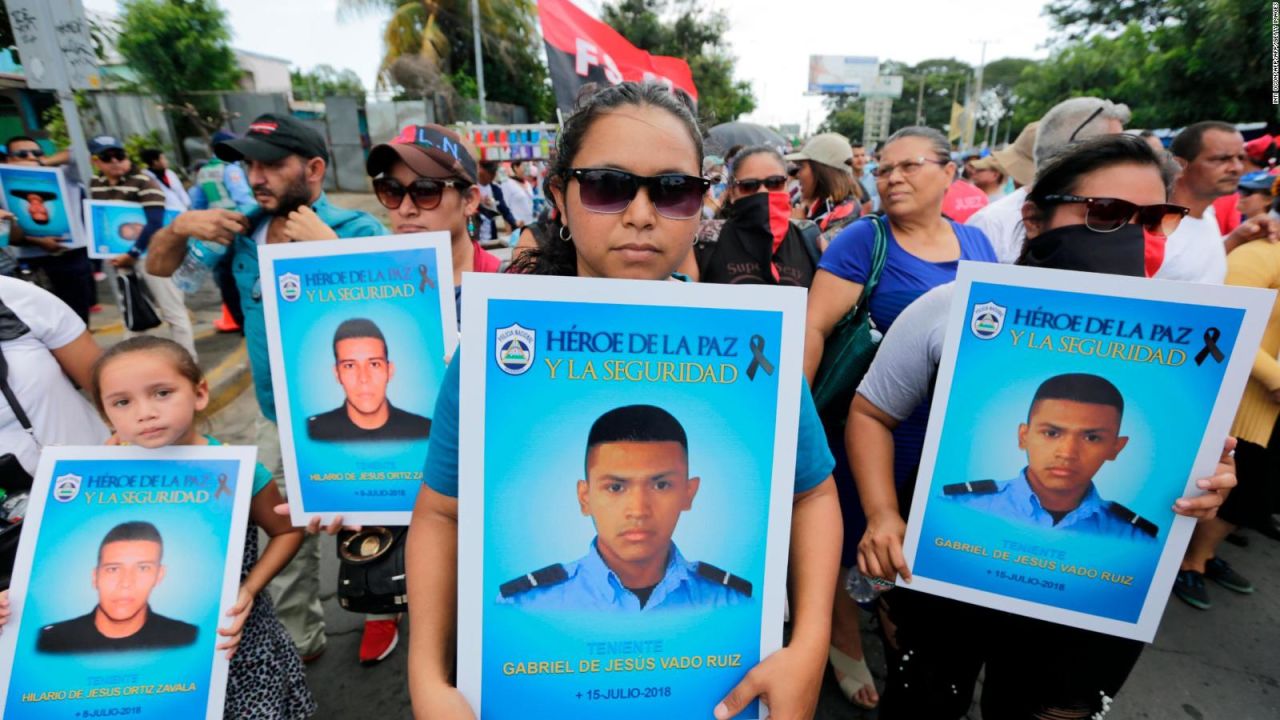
[970,301,1006,340]
[53,473,82,503]
[495,323,536,375]
[279,272,302,302]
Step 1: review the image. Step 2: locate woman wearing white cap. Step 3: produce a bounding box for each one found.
[786,133,861,240]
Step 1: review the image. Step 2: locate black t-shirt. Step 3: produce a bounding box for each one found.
[306,403,432,442]
[36,608,198,654]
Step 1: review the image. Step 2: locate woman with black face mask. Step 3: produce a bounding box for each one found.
[690,145,823,286]
[849,134,1234,719]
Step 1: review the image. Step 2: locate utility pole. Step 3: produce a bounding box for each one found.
[915,73,925,125]
[964,40,993,150]
[471,0,486,123]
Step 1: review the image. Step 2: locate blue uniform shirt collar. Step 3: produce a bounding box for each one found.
[577,539,696,610]
[1012,468,1107,528]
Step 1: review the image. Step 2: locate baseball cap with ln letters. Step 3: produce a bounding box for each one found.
[214,113,329,164]
[366,124,478,185]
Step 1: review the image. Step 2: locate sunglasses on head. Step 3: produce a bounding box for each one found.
[1043,194,1189,235]
[732,175,788,193]
[568,168,709,220]
[373,176,469,211]
[11,149,44,159]
[96,150,127,163]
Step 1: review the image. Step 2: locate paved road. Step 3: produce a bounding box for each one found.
[106,192,1275,719]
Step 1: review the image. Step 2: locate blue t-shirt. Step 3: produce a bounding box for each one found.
[818,216,995,331]
[423,353,835,498]
[819,216,995,488]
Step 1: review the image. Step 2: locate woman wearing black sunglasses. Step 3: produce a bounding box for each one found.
[407,82,843,720]
[689,145,825,286]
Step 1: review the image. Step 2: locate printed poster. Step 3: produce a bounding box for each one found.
[902,262,1274,641]
[0,445,257,720]
[260,233,457,526]
[0,165,84,249]
[457,274,806,718]
[83,199,182,259]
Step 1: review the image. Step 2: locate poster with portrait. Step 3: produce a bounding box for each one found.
[83,199,182,259]
[0,445,256,720]
[456,274,806,718]
[0,164,84,249]
[901,262,1274,641]
[260,233,457,526]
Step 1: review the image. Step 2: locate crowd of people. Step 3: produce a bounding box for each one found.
[0,78,1278,720]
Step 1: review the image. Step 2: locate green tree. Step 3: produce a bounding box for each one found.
[115,0,241,138]
[602,0,755,127]
[339,0,554,121]
[818,95,864,140]
[292,64,368,104]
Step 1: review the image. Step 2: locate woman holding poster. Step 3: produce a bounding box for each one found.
[406,82,842,720]
[849,135,1238,718]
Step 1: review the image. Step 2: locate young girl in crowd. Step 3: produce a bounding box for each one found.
[84,337,311,719]
[405,81,843,720]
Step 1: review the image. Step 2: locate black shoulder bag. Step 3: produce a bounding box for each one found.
[0,340,35,591]
[336,526,408,614]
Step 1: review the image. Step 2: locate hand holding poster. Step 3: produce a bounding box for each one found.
[84,199,181,259]
[0,445,256,720]
[260,233,457,526]
[901,262,1274,641]
[0,164,83,249]
[457,274,805,718]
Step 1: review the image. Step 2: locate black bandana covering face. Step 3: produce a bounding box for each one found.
[1019,223,1146,278]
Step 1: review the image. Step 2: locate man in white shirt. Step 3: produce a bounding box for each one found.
[500,160,535,227]
[970,98,1130,263]
[1157,121,1280,284]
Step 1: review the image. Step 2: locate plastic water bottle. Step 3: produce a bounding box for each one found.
[846,566,894,603]
[172,238,228,293]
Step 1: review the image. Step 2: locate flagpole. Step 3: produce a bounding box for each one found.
[471,0,487,123]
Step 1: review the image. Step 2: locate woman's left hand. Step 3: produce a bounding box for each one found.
[217,586,254,659]
[714,641,825,719]
[1173,437,1237,521]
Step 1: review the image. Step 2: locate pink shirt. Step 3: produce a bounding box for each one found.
[942,180,989,223]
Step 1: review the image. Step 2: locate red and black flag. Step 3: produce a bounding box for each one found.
[538,0,698,114]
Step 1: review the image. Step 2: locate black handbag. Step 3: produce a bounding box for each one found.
[335,526,407,614]
[115,269,162,332]
[810,215,889,428]
[0,339,35,591]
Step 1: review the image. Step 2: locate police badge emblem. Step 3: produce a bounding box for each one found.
[970,301,1006,340]
[278,272,302,303]
[495,323,536,375]
[53,473,82,503]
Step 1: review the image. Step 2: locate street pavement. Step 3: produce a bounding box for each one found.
[83,193,1279,719]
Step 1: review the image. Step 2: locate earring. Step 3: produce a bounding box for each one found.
[467,217,476,237]
[559,224,572,243]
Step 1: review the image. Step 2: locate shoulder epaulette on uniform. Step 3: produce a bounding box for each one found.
[695,562,753,598]
[499,564,569,598]
[943,479,999,496]
[1107,502,1159,538]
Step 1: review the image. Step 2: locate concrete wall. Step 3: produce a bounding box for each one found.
[235,51,293,99]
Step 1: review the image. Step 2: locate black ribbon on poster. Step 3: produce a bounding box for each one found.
[747,334,775,380]
[418,264,434,291]
[215,473,232,499]
[1194,327,1224,366]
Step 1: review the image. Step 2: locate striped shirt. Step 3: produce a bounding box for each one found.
[89,171,166,206]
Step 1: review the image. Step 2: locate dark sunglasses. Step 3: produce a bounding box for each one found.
[373,176,469,211]
[733,175,788,193]
[96,150,127,163]
[1043,194,1189,235]
[568,168,709,220]
[11,149,44,159]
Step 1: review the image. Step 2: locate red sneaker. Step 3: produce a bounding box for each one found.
[359,619,399,664]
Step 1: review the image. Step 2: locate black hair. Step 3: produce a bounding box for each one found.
[480,160,499,174]
[1137,130,1158,139]
[99,521,163,564]
[724,144,745,164]
[585,405,688,472]
[1029,373,1124,423]
[851,141,865,150]
[728,144,785,181]
[1018,134,1175,264]
[139,148,164,166]
[1170,121,1239,161]
[509,81,702,276]
[5,135,38,153]
[332,318,387,360]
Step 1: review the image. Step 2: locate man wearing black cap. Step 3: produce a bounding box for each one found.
[146,112,386,662]
[89,135,198,360]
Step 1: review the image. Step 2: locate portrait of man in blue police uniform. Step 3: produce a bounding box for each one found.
[943,372,1159,541]
[306,318,432,442]
[498,404,753,611]
[37,521,198,654]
